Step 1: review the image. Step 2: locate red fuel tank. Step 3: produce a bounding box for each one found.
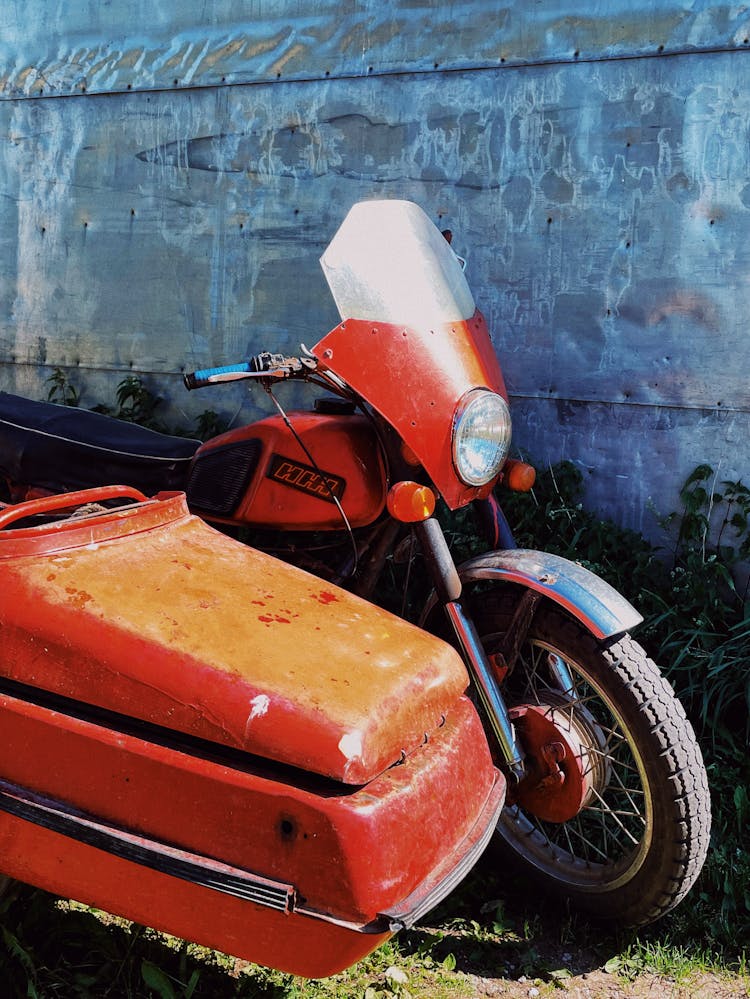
[187,411,387,530]
[0,489,503,977]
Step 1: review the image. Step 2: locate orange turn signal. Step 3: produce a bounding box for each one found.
[387,481,436,523]
[503,459,536,492]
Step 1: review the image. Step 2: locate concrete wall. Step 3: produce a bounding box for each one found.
[1,2,749,541]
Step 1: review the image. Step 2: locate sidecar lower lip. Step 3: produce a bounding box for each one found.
[0,682,502,976]
[0,765,504,936]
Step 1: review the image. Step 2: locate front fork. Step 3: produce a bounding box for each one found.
[414,517,526,782]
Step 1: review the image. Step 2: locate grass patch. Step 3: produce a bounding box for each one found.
[0,848,748,996]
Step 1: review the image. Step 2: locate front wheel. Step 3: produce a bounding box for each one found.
[470,592,711,926]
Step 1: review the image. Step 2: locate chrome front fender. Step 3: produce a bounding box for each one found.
[420,549,643,641]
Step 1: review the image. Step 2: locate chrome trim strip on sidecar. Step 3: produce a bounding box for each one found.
[0,777,296,913]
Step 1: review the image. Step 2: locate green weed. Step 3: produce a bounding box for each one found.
[45,369,222,440]
[46,367,80,408]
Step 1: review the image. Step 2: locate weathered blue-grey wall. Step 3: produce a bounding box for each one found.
[1,1,749,542]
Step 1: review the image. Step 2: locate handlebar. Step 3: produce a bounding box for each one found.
[184,362,253,390]
[184,353,316,390]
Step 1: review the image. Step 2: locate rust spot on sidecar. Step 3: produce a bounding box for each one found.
[312,590,339,605]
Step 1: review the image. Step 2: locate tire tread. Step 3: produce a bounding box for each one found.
[472,593,711,925]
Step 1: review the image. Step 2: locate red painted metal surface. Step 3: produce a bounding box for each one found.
[0,491,504,975]
[0,493,466,784]
[0,689,501,976]
[312,310,507,509]
[507,705,590,823]
[194,411,386,529]
[0,485,148,528]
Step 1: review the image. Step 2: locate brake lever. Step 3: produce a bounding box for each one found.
[251,353,318,379]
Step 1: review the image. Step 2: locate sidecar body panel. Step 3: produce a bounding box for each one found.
[0,493,467,784]
[0,684,501,977]
[0,492,503,976]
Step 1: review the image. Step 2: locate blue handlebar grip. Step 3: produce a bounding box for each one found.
[183,362,252,390]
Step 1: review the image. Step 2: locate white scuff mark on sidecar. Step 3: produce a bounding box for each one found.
[338,730,363,762]
[243,694,271,741]
[248,693,270,720]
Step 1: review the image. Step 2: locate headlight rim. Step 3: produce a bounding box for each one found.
[451,389,512,488]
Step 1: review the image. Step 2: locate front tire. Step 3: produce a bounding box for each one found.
[470,592,711,926]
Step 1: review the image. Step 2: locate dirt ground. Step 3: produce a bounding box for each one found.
[463,970,749,998]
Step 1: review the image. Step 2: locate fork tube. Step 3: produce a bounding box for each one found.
[415,518,525,781]
[546,652,575,696]
[443,601,525,781]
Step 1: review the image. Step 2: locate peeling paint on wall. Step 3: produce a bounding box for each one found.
[3,1,750,98]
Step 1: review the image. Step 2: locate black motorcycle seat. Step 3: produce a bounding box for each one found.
[0,391,201,496]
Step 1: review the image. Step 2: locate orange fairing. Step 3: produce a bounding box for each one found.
[313,310,507,509]
[317,199,508,510]
[0,493,467,784]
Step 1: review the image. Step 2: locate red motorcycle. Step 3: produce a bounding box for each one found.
[0,200,710,928]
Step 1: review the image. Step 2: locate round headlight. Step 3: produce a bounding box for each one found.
[452,391,512,487]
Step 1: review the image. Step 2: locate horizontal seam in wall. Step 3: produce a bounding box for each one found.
[1,42,748,102]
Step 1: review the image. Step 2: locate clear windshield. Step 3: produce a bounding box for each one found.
[320,200,475,328]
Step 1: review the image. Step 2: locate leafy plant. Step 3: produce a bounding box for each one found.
[46,367,80,407]
[193,408,230,441]
[45,368,227,440]
[90,374,170,432]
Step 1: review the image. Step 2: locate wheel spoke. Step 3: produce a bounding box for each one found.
[562,821,576,858]
[586,804,644,821]
[587,744,640,776]
[607,764,648,817]
[587,787,643,846]
[526,810,610,864]
[556,817,611,862]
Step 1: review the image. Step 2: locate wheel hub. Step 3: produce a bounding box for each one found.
[507,702,606,823]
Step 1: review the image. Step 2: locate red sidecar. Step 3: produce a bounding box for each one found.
[0,488,503,977]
